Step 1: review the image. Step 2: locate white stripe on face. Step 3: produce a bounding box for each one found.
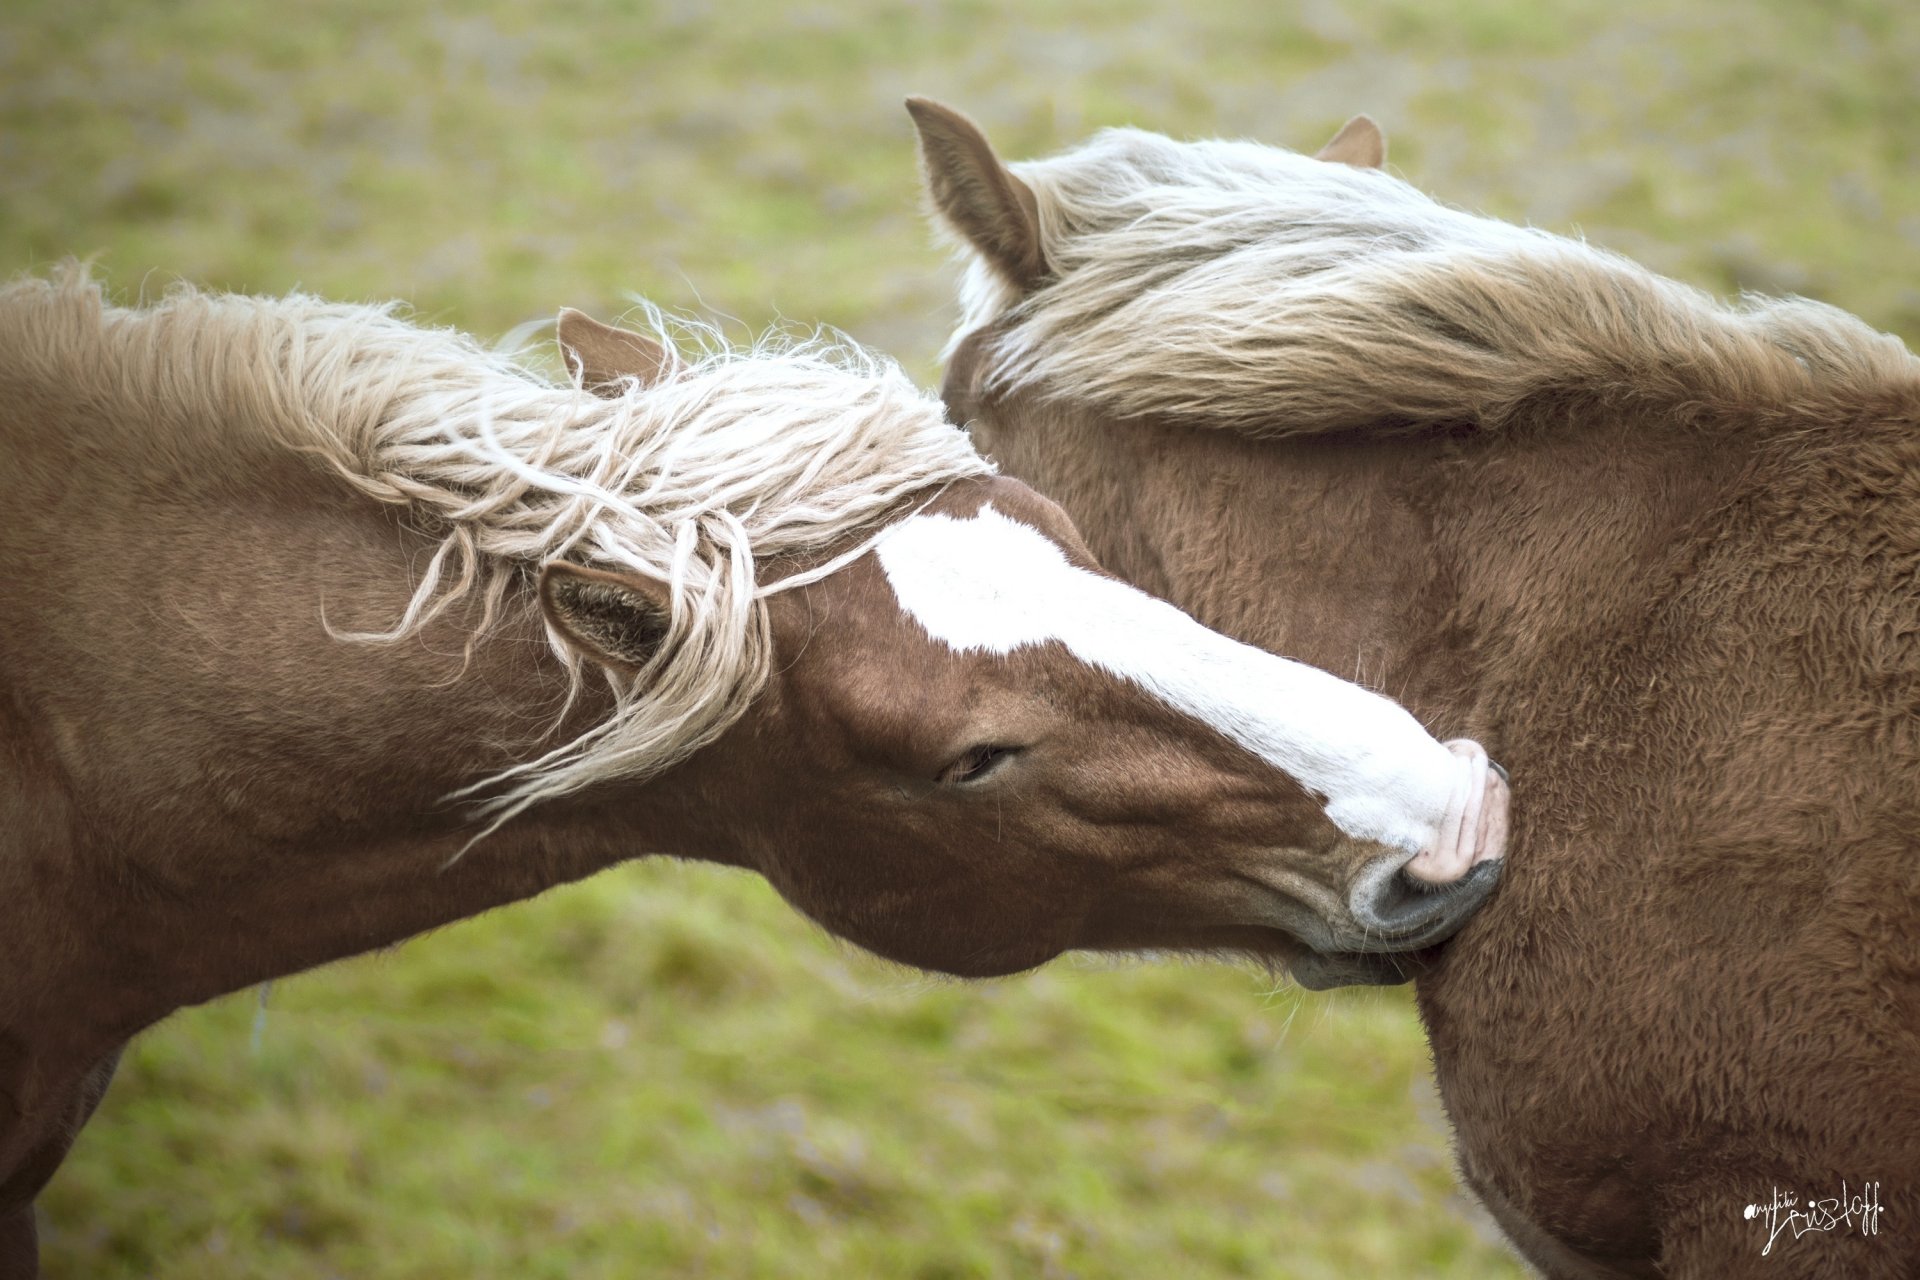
[876,504,1459,854]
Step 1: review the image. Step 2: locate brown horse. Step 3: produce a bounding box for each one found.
[0,270,1509,1277]
[911,99,1920,1279]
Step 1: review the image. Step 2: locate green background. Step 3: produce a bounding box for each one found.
[4,1,1915,1275]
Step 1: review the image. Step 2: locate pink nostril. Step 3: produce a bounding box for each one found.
[1404,742,1509,886]
[1472,761,1510,869]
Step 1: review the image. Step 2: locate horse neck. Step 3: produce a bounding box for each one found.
[973,394,1760,737]
[0,430,714,1058]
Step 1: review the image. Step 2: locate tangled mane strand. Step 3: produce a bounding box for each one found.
[5,268,991,830]
[955,128,1920,436]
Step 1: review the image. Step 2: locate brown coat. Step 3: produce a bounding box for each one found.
[915,98,1920,1278]
[0,273,1507,1275]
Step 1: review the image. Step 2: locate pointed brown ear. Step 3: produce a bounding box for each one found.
[557,308,681,397]
[539,561,673,669]
[906,97,1048,292]
[1314,115,1387,169]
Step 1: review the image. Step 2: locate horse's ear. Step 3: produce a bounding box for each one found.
[907,97,1048,292]
[556,308,681,397]
[539,561,673,670]
[1314,115,1387,169]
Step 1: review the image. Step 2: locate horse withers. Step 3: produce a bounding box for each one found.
[912,98,1919,1279]
[0,271,1507,1276]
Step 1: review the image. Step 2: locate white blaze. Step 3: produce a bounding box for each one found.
[876,505,1459,853]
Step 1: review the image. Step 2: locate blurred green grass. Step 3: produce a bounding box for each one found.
[39,865,1504,1278]
[4,0,1915,1275]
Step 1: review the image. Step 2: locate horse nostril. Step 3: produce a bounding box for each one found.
[1352,869,1446,933]
[1489,760,1510,785]
[1350,859,1504,947]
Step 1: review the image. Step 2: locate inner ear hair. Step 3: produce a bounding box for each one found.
[906,97,1049,292]
[539,561,673,669]
[1314,114,1387,169]
[556,308,682,397]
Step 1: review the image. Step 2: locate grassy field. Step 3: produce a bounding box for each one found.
[4,1,1916,1275]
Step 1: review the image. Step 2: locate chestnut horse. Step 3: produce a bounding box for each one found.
[0,270,1509,1277]
[911,100,1919,1279]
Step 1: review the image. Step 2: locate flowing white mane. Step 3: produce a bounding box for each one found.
[952,128,1918,435]
[4,270,990,825]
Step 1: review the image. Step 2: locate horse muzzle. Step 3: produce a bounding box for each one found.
[1291,745,1511,989]
[1289,855,1506,990]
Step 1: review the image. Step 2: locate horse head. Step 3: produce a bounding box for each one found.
[546,311,1505,987]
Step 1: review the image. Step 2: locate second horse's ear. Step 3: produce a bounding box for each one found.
[556,308,682,397]
[539,561,673,670]
[1314,114,1388,169]
[907,97,1049,293]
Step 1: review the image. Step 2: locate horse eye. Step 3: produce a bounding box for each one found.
[939,745,1019,785]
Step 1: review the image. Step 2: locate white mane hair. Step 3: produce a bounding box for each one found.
[952,128,1918,435]
[7,269,990,827]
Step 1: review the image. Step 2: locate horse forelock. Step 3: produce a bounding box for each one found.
[948,127,1919,437]
[0,266,991,828]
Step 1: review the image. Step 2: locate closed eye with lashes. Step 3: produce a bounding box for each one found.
[939,745,1021,786]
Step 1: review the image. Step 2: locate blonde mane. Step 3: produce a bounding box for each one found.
[3,269,990,826]
[953,128,1919,435]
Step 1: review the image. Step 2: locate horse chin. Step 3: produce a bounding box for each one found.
[1288,949,1423,991]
